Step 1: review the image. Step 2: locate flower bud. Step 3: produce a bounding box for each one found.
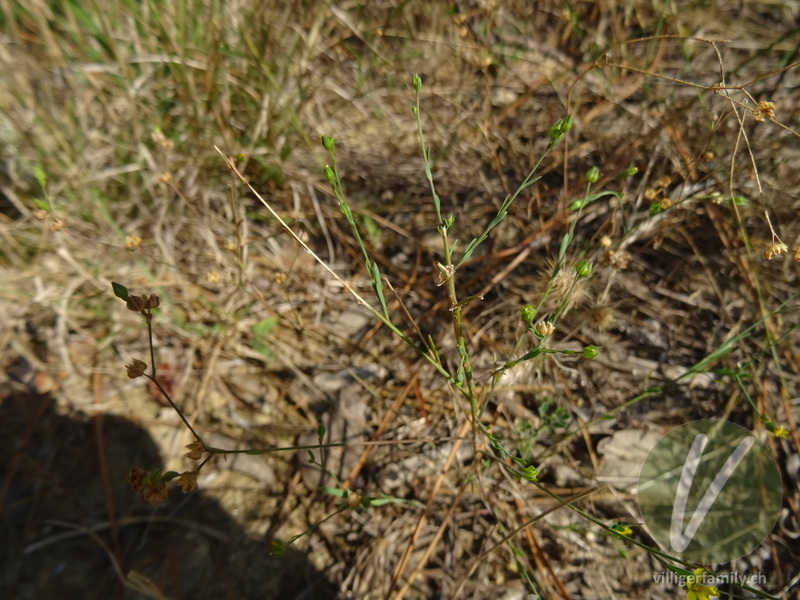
[522,465,539,482]
[440,214,455,233]
[575,259,592,277]
[569,198,586,211]
[585,166,600,183]
[549,115,572,142]
[323,165,335,186]
[520,304,536,324]
[583,345,599,359]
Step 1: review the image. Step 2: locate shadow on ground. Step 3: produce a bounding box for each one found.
[0,363,336,600]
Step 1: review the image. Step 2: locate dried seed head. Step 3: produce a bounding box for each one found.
[128,467,148,491]
[125,233,142,249]
[128,468,169,504]
[753,100,776,123]
[608,249,632,270]
[151,128,174,150]
[176,471,199,493]
[656,175,671,188]
[126,359,148,379]
[764,241,788,261]
[126,295,146,312]
[545,262,573,301]
[151,128,166,145]
[145,293,160,309]
[347,491,362,509]
[541,259,588,314]
[585,303,616,331]
[206,271,221,284]
[534,321,555,338]
[142,483,169,505]
[49,217,65,232]
[185,440,206,460]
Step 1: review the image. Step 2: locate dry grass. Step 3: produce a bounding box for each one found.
[1,1,799,599]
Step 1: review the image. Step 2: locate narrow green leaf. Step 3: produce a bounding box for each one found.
[322,486,345,498]
[269,539,287,557]
[33,166,46,189]
[568,190,620,211]
[112,282,129,300]
[317,422,326,445]
[253,316,278,338]
[251,316,278,357]
[558,233,571,259]
[370,262,388,315]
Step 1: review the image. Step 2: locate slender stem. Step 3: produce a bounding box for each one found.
[144,312,205,445]
[440,262,477,417]
[146,374,205,445]
[147,314,156,380]
[205,436,469,456]
[287,505,349,545]
[413,83,478,419]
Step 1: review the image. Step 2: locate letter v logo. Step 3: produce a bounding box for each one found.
[669,433,754,552]
[638,420,782,563]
